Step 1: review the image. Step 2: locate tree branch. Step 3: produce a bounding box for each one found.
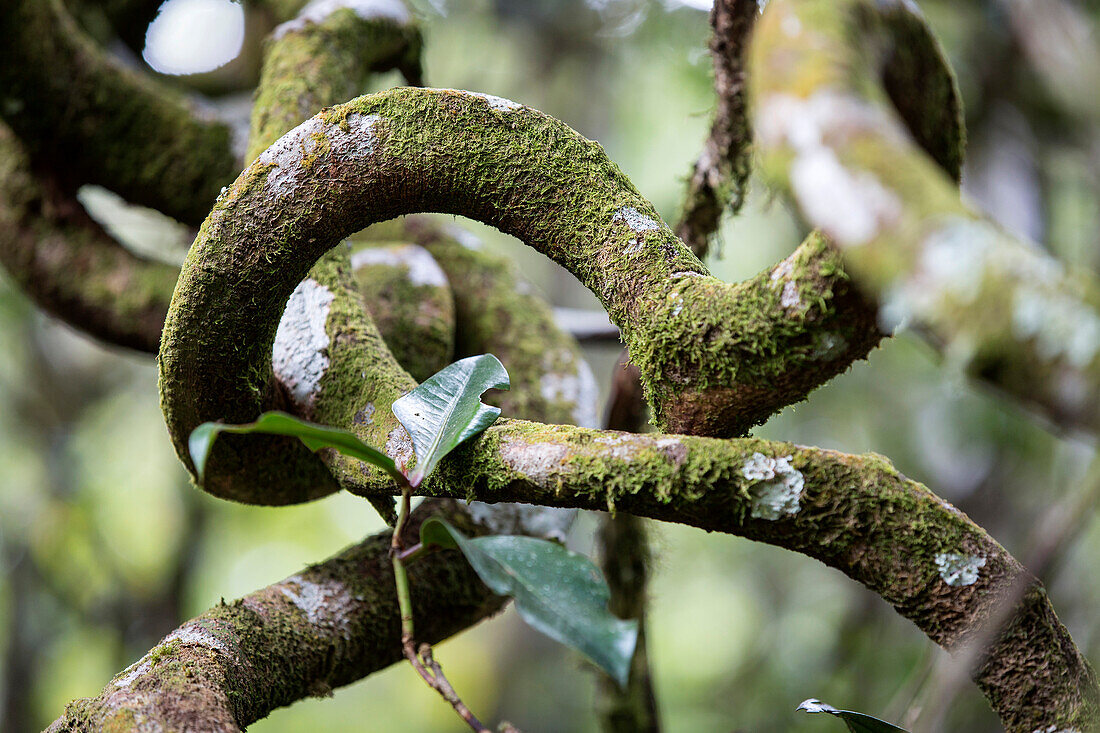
[0,0,238,227]
[47,500,506,732]
[676,0,759,258]
[751,0,1100,436]
[0,122,177,352]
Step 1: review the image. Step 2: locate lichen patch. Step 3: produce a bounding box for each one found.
[742,452,805,520]
[351,244,449,289]
[257,113,379,199]
[384,423,415,470]
[934,552,985,587]
[499,437,570,488]
[113,659,152,688]
[790,147,901,247]
[613,206,661,233]
[465,502,576,542]
[164,621,235,657]
[257,117,324,200]
[278,574,359,638]
[273,278,335,409]
[757,91,904,246]
[272,0,410,40]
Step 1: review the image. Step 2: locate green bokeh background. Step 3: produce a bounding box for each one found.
[2,1,1099,730]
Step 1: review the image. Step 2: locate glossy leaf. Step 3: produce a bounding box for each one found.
[420,518,638,687]
[392,354,509,486]
[188,411,403,483]
[797,699,908,732]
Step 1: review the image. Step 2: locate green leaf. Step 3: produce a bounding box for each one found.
[392,354,509,486]
[797,699,909,732]
[419,518,638,687]
[188,411,403,484]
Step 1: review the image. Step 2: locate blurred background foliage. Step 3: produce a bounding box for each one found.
[2,0,1099,730]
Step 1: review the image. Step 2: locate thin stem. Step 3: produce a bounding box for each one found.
[389,480,500,732]
[391,484,415,639]
[396,542,426,562]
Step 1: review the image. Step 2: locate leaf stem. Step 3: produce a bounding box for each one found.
[390,482,502,732]
[391,484,415,639]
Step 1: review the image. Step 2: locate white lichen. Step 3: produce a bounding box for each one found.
[780,280,801,309]
[113,659,152,688]
[613,206,661,233]
[464,502,577,543]
[499,438,570,488]
[258,113,379,199]
[757,91,904,246]
[1012,288,1100,369]
[272,0,410,39]
[934,551,986,587]
[790,147,901,247]
[439,89,523,112]
[273,278,335,408]
[164,621,235,657]
[384,423,415,469]
[742,453,805,520]
[279,574,359,637]
[350,244,449,289]
[878,216,1100,370]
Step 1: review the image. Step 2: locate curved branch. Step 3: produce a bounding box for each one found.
[247,0,423,161]
[157,88,1096,728]
[750,0,1100,435]
[0,0,238,226]
[0,122,177,352]
[47,500,506,732]
[421,424,1096,732]
[160,89,882,507]
[676,0,759,258]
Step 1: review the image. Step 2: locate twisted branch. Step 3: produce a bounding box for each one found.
[157,87,1098,730]
[751,0,1100,435]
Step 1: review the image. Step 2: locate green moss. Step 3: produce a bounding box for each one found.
[350,242,455,382]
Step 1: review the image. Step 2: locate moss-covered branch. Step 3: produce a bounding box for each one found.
[46,500,506,732]
[0,122,178,353]
[676,0,759,258]
[155,88,1096,728]
[0,0,238,226]
[750,0,1100,435]
[247,0,422,162]
[420,423,1095,732]
[160,89,882,504]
